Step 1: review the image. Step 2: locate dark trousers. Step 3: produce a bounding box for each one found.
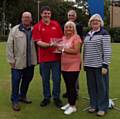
[11,66,34,104]
[85,67,109,112]
[40,61,61,99]
[65,77,79,95]
[62,71,79,105]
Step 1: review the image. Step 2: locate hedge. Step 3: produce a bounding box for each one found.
[83,27,120,43]
[108,27,120,43]
[0,35,8,42]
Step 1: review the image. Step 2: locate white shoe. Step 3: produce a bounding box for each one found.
[64,106,77,115]
[61,104,70,110]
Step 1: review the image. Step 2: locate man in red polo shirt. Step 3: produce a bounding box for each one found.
[32,6,63,108]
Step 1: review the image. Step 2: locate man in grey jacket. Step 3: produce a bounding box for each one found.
[6,11,37,111]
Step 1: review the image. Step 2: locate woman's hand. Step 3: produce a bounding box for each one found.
[102,68,107,75]
[57,46,63,52]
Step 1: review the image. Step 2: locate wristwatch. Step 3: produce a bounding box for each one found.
[62,48,65,53]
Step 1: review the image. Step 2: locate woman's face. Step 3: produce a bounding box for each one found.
[64,24,74,36]
[91,19,101,30]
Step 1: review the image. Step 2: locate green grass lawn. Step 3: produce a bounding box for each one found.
[0,42,120,119]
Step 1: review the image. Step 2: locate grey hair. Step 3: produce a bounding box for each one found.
[88,14,104,27]
[67,10,77,18]
[22,11,32,18]
[64,21,77,34]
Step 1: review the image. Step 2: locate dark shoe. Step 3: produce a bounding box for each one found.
[62,93,68,98]
[40,99,50,107]
[54,98,63,108]
[19,97,32,104]
[12,103,20,111]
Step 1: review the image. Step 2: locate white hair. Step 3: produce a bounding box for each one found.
[22,11,32,18]
[64,21,77,34]
[67,10,77,18]
[88,14,104,27]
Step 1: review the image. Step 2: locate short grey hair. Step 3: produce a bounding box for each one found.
[64,21,77,34]
[67,10,77,18]
[22,11,32,18]
[88,14,104,27]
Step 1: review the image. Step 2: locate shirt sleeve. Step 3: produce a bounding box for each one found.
[6,28,15,63]
[32,23,41,41]
[74,35,82,44]
[102,33,112,68]
[71,35,82,52]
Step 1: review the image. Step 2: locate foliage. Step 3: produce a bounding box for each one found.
[1,0,89,26]
[104,0,110,27]
[0,0,113,42]
[82,26,120,43]
[108,27,120,42]
[75,0,88,14]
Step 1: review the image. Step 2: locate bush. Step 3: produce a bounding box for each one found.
[83,27,120,43]
[108,27,120,43]
[0,35,8,42]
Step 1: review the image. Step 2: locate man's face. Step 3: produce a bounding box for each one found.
[22,15,32,26]
[68,11,76,22]
[41,10,51,23]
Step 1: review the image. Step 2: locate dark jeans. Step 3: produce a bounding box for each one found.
[11,66,34,104]
[62,71,79,105]
[40,61,61,99]
[85,67,109,112]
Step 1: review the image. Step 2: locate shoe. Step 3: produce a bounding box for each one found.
[54,98,63,108]
[40,99,50,107]
[62,93,68,98]
[88,108,96,113]
[61,103,70,110]
[97,111,105,116]
[19,97,32,104]
[12,103,20,111]
[64,106,77,115]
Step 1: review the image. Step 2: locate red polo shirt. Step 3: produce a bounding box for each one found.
[32,20,63,63]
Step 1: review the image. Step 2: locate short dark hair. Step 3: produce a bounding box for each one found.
[40,6,51,13]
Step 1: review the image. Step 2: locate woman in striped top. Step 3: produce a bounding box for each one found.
[83,14,112,116]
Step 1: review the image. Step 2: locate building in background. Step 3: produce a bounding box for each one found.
[110,0,120,27]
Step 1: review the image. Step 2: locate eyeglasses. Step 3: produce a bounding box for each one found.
[91,19,101,22]
[68,14,75,17]
[43,12,51,15]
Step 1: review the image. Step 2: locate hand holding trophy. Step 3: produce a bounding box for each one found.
[50,38,64,53]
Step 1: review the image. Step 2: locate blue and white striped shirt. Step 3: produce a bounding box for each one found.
[83,28,112,68]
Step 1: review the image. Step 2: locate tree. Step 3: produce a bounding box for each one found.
[104,0,110,27]
[1,0,90,32]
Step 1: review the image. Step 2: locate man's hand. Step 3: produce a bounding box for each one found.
[9,63,15,68]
